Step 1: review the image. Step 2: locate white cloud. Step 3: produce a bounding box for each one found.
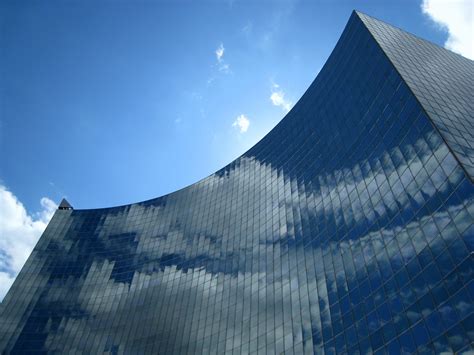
[232,114,250,133]
[214,43,231,74]
[270,84,292,112]
[0,185,57,301]
[218,63,230,73]
[421,0,474,59]
[215,43,225,62]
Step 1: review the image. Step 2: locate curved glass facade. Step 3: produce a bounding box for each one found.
[1,11,473,354]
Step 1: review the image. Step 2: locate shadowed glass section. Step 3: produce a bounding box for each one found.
[1,11,473,354]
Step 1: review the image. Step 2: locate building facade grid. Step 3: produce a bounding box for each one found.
[1,11,473,354]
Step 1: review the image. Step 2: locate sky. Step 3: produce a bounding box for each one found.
[0,0,472,300]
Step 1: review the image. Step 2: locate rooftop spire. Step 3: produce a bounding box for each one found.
[58,198,73,210]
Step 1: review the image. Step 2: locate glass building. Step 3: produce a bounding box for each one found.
[1,11,473,354]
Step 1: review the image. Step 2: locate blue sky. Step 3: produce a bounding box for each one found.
[2,0,469,212]
[0,0,472,298]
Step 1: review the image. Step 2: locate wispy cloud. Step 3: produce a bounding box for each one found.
[270,83,292,112]
[207,77,215,86]
[215,43,225,62]
[214,43,231,74]
[218,63,230,73]
[0,185,57,301]
[421,0,473,59]
[241,21,253,36]
[232,114,250,133]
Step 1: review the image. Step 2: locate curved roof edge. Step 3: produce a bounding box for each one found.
[67,12,356,212]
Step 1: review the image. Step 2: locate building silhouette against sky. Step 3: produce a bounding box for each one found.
[1,11,473,354]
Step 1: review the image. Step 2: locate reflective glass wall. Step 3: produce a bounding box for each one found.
[1,11,473,354]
